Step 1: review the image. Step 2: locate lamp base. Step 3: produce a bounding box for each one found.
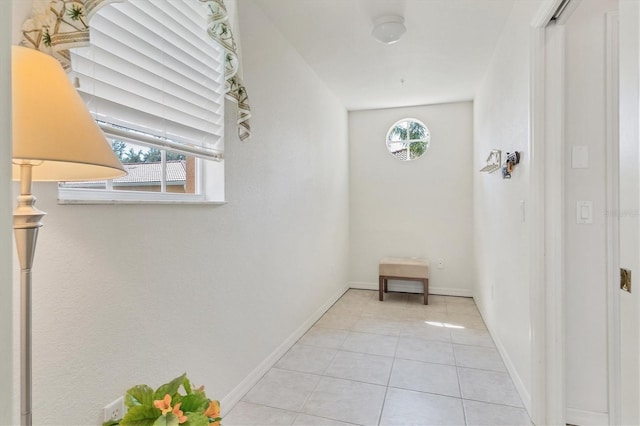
[14,164,45,426]
[14,225,39,426]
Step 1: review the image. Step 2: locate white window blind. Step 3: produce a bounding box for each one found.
[70,0,225,161]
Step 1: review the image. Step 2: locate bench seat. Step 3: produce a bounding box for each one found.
[379,257,429,305]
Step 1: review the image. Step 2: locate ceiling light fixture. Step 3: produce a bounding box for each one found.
[372,15,406,45]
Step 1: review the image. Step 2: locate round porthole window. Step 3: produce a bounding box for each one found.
[385,118,430,161]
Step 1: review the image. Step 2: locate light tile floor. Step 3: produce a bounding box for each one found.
[224,289,532,426]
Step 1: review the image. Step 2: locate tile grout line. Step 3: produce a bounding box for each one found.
[385,384,466,401]
[460,395,528,410]
[269,363,525,409]
[294,296,348,413]
[376,333,400,426]
[235,400,361,426]
[352,292,390,426]
[300,337,504,371]
[452,341,469,426]
[301,296,384,425]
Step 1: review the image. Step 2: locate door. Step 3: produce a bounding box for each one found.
[562,0,619,424]
[533,1,638,424]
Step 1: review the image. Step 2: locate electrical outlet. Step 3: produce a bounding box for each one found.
[104,396,125,422]
[437,258,444,269]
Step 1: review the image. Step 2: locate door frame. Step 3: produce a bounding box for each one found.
[529,2,621,425]
[529,3,566,423]
[0,3,14,425]
[605,10,621,426]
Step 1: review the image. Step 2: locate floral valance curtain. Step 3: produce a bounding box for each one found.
[21,0,252,141]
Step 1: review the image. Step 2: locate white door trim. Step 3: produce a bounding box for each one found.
[529,1,570,424]
[544,21,567,426]
[528,24,548,426]
[605,11,621,426]
[0,3,14,425]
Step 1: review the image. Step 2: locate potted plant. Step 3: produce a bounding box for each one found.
[103,373,222,426]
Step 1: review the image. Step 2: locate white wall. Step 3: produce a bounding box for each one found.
[619,2,640,424]
[1,0,14,425]
[11,0,349,424]
[473,1,540,412]
[348,102,474,296]
[564,0,618,420]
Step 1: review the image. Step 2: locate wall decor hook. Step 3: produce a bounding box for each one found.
[480,149,501,173]
[502,151,520,179]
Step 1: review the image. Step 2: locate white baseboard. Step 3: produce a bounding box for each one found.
[348,281,473,298]
[486,317,532,416]
[220,283,349,415]
[566,408,609,426]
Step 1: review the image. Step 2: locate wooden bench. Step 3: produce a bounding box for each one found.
[379,257,430,305]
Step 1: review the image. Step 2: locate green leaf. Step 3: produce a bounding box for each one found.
[179,394,208,413]
[125,385,155,408]
[182,412,209,426]
[120,405,162,426]
[152,414,179,426]
[182,377,192,395]
[154,374,187,400]
[102,420,120,426]
[171,393,183,406]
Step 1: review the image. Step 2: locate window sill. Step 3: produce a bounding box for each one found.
[58,188,226,205]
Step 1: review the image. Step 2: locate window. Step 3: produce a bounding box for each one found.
[385,118,430,161]
[62,142,197,194]
[59,0,226,204]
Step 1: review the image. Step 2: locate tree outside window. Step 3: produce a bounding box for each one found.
[60,140,195,194]
[386,118,430,161]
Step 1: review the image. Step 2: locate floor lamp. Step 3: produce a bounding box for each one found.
[11,45,126,426]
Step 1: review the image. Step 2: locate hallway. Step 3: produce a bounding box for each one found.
[224,289,531,425]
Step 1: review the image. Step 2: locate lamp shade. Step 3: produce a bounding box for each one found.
[12,45,126,181]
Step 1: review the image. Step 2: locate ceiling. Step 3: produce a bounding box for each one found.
[251,0,518,111]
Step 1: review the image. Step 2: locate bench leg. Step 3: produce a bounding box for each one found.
[379,276,384,301]
[383,277,388,293]
[423,279,429,305]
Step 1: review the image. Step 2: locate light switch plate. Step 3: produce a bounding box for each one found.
[572,146,589,169]
[576,201,593,224]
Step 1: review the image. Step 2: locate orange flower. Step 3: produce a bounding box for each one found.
[153,394,172,415]
[172,402,188,424]
[203,400,220,418]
